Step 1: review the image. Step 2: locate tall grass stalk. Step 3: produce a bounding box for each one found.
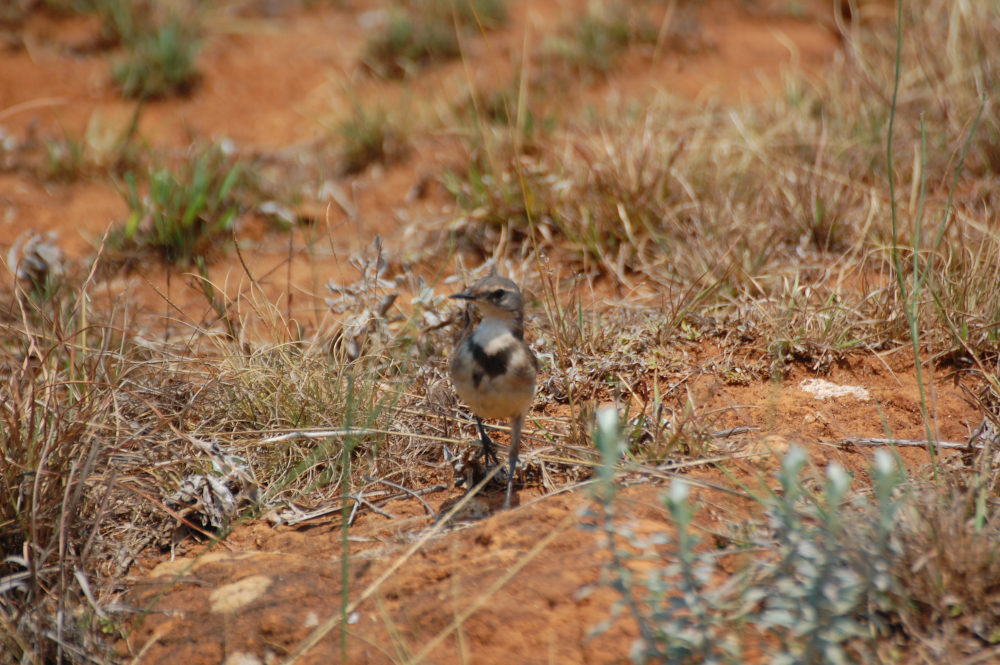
[885,0,985,477]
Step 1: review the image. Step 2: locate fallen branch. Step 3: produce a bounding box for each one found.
[267,484,447,526]
[832,437,975,450]
[375,478,437,517]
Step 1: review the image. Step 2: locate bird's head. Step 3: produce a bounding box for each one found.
[449,275,524,320]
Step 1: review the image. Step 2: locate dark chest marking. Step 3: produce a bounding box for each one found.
[470,342,512,387]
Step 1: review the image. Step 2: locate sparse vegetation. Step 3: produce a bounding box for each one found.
[544,2,658,74]
[16,0,204,97]
[337,103,407,175]
[40,108,143,180]
[364,9,460,79]
[112,12,201,98]
[363,0,508,78]
[3,0,1000,663]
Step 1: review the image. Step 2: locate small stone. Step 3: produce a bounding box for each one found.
[209,575,272,614]
[224,652,262,665]
[799,378,870,401]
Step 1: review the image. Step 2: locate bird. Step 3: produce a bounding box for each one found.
[449,274,538,509]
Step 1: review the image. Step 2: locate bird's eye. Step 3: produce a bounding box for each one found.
[491,289,505,300]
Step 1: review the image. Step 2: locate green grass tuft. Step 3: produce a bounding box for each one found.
[543,2,658,75]
[337,104,407,176]
[363,0,507,78]
[114,144,244,264]
[112,13,201,98]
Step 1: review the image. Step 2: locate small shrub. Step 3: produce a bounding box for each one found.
[592,423,998,664]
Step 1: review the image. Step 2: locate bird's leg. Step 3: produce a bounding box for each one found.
[475,417,499,465]
[504,413,524,509]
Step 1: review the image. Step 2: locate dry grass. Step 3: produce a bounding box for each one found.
[894,471,1000,655]
[444,0,999,366]
[0,274,159,662]
[0,251,466,662]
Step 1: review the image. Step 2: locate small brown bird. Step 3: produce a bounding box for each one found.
[449,275,538,509]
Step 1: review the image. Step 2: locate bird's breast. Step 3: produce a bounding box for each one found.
[450,321,537,419]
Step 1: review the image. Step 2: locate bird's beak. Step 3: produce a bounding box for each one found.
[449,288,475,301]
